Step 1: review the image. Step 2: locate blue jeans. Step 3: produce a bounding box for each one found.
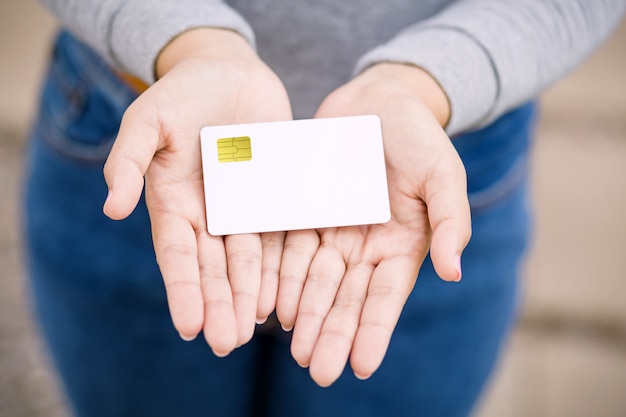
[23,32,535,417]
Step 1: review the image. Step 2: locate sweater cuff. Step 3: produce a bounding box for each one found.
[109,0,255,84]
[354,27,499,137]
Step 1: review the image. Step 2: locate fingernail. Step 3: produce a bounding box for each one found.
[103,189,112,213]
[179,332,197,342]
[354,372,371,380]
[256,317,268,325]
[281,324,293,332]
[454,255,462,282]
[212,349,230,358]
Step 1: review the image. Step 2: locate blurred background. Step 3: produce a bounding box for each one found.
[0,2,624,416]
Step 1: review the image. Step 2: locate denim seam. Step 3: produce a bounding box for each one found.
[37,33,138,164]
[468,154,527,212]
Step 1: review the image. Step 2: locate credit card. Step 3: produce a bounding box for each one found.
[200,115,390,235]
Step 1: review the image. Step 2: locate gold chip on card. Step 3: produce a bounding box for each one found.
[217,136,252,162]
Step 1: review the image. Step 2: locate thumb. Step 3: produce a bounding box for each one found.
[103,98,160,220]
[425,154,472,282]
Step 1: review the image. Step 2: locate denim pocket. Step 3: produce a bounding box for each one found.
[454,103,537,213]
[35,32,137,163]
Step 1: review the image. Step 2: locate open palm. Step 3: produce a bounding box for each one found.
[102,29,292,356]
[276,64,472,386]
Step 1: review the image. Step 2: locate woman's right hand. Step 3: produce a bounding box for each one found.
[102,28,292,356]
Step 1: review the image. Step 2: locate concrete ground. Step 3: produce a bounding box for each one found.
[1,2,625,416]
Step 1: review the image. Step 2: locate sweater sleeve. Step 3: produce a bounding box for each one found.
[355,0,626,136]
[39,0,255,84]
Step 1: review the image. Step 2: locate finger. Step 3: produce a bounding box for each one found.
[257,232,286,323]
[350,255,419,380]
[276,230,320,331]
[290,244,346,368]
[224,234,263,346]
[199,232,238,357]
[425,154,472,282]
[307,263,372,387]
[150,211,204,341]
[103,97,160,220]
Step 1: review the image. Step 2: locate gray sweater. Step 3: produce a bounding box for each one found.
[41,0,625,135]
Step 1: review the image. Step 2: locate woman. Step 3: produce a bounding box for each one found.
[25,1,624,416]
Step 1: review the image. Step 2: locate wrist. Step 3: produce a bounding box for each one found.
[155,27,258,79]
[357,63,451,128]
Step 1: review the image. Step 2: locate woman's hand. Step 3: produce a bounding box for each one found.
[102,28,292,356]
[276,63,471,386]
